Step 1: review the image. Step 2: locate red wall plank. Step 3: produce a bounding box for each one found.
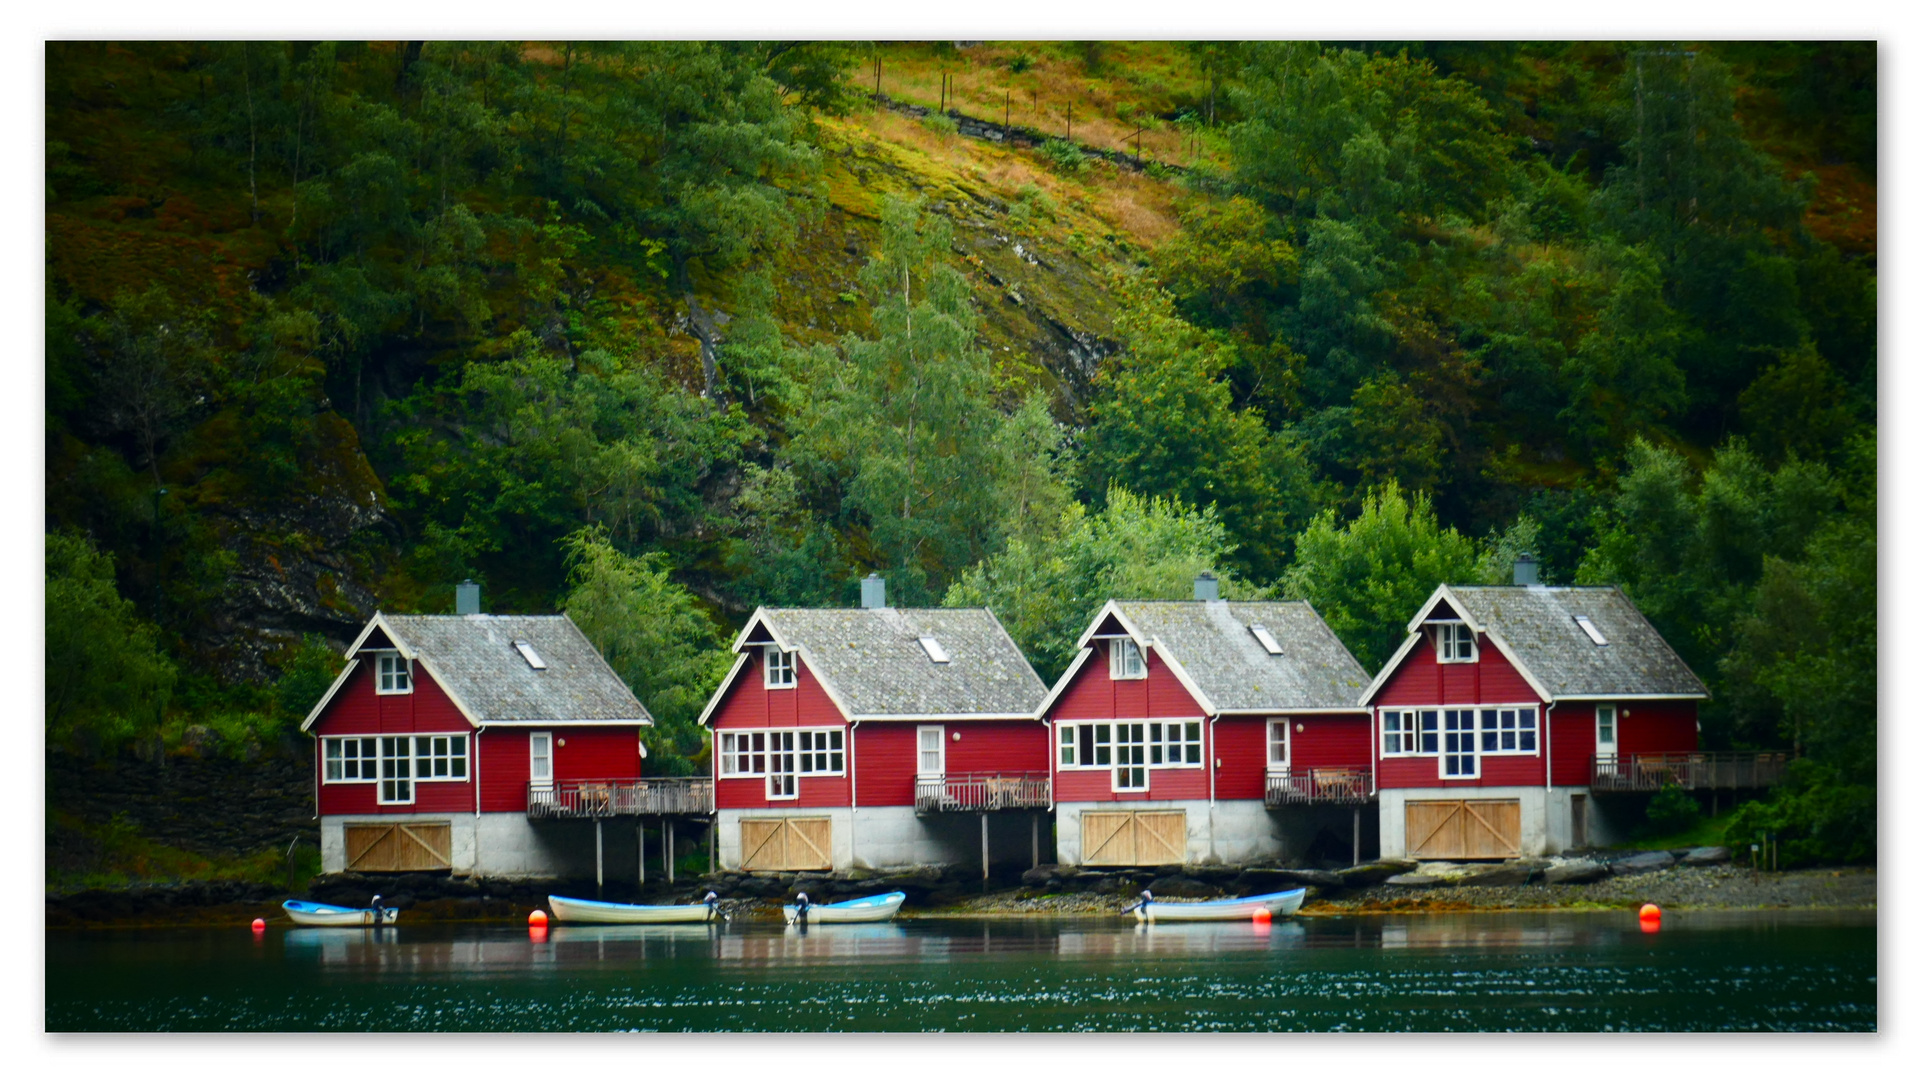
[1213,715,1374,800]
[311,662,473,738]
[1618,700,1699,757]
[707,653,846,731]
[1212,717,1267,801]
[854,722,917,807]
[1049,642,1204,721]
[1374,630,1540,708]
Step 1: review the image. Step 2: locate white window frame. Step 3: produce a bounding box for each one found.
[1596,704,1618,759]
[413,733,470,781]
[1057,723,1077,767]
[766,730,798,800]
[797,729,845,776]
[718,731,769,777]
[1476,706,1539,756]
[1381,709,1439,757]
[377,736,414,804]
[1433,622,1477,664]
[1267,719,1291,775]
[529,731,554,790]
[1112,722,1148,791]
[1147,720,1204,769]
[323,736,378,783]
[763,645,796,689]
[1056,723,1114,769]
[1109,638,1147,680]
[375,652,413,694]
[917,725,946,778]
[1441,708,1479,778]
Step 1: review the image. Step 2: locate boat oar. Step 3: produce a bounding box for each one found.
[1119,889,1154,915]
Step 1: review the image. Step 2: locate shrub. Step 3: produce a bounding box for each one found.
[1005,52,1035,74]
[1724,761,1876,868]
[921,112,958,137]
[1040,139,1087,173]
[1645,784,1701,835]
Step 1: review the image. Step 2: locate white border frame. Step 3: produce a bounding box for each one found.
[320,735,378,784]
[374,651,414,694]
[916,724,947,779]
[529,731,554,791]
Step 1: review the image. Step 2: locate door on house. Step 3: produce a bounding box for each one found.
[1594,705,1619,778]
[344,821,453,872]
[1404,799,1521,859]
[738,817,832,870]
[1571,793,1589,849]
[1080,810,1186,866]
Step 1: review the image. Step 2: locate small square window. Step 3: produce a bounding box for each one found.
[1435,623,1477,663]
[376,653,412,694]
[764,646,796,688]
[1110,639,1146,680]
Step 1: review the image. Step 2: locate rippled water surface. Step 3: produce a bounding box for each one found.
[46,910,1874,1032]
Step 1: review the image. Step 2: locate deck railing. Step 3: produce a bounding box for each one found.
[914,773,1051,813]
[1588,752,1790,792]
[525,778,715,819]
[1264,766,1375,806]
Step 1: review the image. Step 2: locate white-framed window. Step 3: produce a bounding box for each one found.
[1477,707,1538,754]
[917,725,946,778]
[1434,622,1477,663]
[376,652,412,694]
[378,736,414,804]
[1267,719,1291,774]
[719,731,768,777]
[1381,709,1439,756]
[324,737,378,782]
[1596,704,1618,759]
[529,732,553,790]
[1113,723,1148,791]
[1148,721,1203,767]
[1109,639,1146,680]
[766,731,797,799]
[1057,723,1113,769]
[414,734,470,780]
[1442,709,1478,778]
[763,645,796,688]
[797,729,845,775]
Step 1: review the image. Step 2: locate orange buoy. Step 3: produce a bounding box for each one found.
[529,924,548,943]
[528,909,549,927]
[1639,903,1661,920]
[1251,908,1273,924]
[251,918,266,932]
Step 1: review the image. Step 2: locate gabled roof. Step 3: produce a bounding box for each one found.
[302,613,653,730]
[1360,585,1709,704]
[703,606,1048,722]
[1045,600,1372,716]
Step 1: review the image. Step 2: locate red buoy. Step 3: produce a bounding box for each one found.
[528,909,549,927]
[1638,903,1661,919]
[1251,908,1273,924]
[251,918,266,932]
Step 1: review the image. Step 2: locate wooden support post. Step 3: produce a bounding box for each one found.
[709,813,717,874]
[1067,100,1073,140]
[1353,808,1361,867]
[638,824,645,887]
[1032,813,1040,869]
[1004,89,1010,130]
[981,812,990,886]
[595,818,604,893]
[667,818,675,884]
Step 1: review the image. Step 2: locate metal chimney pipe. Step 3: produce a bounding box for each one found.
[1513,553,1540,586]
[861,573,887,609]
[456,579,482,615]
[1194,571,1220,602]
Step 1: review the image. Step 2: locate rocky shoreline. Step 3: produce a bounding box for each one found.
[47,845,1875,929]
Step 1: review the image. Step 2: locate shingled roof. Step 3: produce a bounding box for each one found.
[1365,585,1708,702]
[1059,600,1372,714]
[302,613,652,729]
[717,607,1048,720]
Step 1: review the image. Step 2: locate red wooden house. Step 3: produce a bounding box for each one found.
[1038,575,1374,867]
[1360,576,1717,859]
[697,576,1051,874]
[302,598,705,880]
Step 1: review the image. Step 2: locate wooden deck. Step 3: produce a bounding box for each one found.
[1588,753,1789,793]
[914,773,1051,814]
[525,778,714,819]
[1264,766,1375,806]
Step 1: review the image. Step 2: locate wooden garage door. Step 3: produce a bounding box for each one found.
[739,817,833,870]
[345,821,452,872]
[1405,800,1521,860]
[1081,810,1186,866]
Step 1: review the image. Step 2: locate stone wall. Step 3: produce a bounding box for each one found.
[48,749,319,860]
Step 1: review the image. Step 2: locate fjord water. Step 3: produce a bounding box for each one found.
[47,910,1873,1032]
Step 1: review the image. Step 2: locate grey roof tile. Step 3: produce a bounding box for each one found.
[760,608,1048,718]
[1445,586,1708,699]
[1114,601,1372,712]
[377,614,651,725]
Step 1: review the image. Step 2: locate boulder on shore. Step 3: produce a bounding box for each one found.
[1235,867,1342,890]
[1543,858,1608,885]
[1682,846,1731,866]
[1610,851,1676,876]
[1384,873,1441,887]
[1337,859,1418,888]
[1456,860,1549,887]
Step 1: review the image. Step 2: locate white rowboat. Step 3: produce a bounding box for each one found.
[1130,888,1306,923]
[282,898,400,927]
[783,891,906,924]
[548,892,725,924]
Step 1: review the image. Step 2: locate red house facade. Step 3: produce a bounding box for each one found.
[303,609,672,878]
[1360,582,1709,859]
[1039,579,1374,867]
[698,578,1050,873]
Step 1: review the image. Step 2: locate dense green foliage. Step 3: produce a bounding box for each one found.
[46,42,1873,861]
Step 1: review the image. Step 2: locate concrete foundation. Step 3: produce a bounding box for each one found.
[716,806,1054,872]
[1377,786,1604,858]
[320,812,711,880]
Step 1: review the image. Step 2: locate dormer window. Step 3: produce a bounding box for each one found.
[376,653,412,694]
[1434,622,1476,663]
[1110,638,1146,680]
[764,645,796,688]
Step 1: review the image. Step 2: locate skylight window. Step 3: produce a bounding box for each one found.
[513,640,548,670]
[918,636,950,663]
[1573,616,1608,646]
[1249,624,1283,655]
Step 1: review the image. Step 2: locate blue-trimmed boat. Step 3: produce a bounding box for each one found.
[548,892,726,924]
[282,897,399,927]
[783,891,906,924]
[1127,888,1306,922]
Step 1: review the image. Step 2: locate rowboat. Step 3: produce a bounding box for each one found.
[1127,888,1306,923]
[547,892,726,924]
[782,891,907,924]
[282,897,400,927]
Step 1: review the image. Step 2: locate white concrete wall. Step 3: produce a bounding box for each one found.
[716,807,1053,872]
[321,812,688,880]
[1378,787,1595,858]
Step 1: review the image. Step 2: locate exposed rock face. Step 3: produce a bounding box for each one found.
[1385,874,1442,887]
[1610,851,1677,876]
[1543,859,1609,885]
[1337,859,1418,887]
[1456,860,1550,887]
[1145,875,1216,898]
[48,749,318,864]
[1236,867,1343,890]
[1682,846,1732,866]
